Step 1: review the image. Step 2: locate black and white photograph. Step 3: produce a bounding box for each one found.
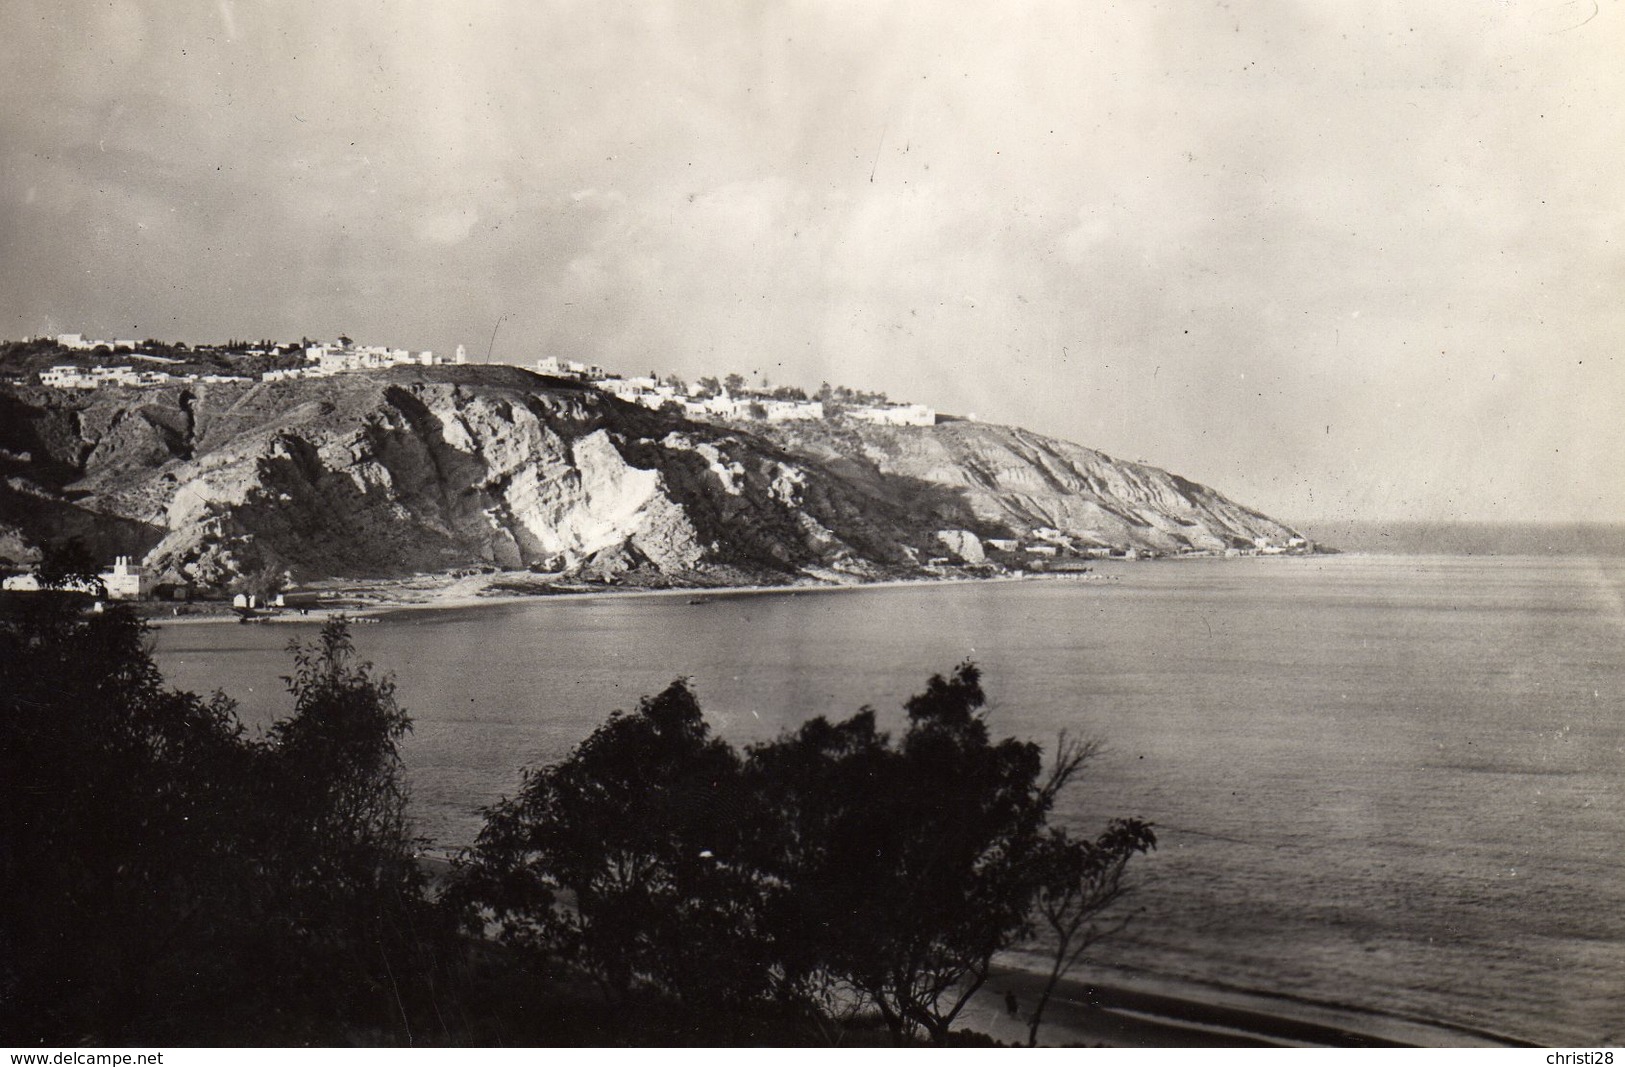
[1,0,1620,1051]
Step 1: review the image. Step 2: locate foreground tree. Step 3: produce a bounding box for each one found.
[0,608,442,1043]
[737,708,892,1020]
[235,561,288,603]
[451,681,769,1011]
[0,599,253,1040]
[251,621,444,1039]
[268,621,418,906]
[35,536,105,595]
[450,663,1155,1045]
[746,663,1097,1043]
[1023,819,1158,1046]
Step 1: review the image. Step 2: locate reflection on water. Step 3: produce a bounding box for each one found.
[155,555,1625,1045]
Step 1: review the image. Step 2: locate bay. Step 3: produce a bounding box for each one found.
[153,553,1625,1045]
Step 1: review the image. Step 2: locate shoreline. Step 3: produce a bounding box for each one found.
[142,547,1617,629]
[146,568,1091,627]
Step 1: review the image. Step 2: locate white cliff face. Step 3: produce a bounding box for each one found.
[497,428,701,569]
[935,529,986,564]
[424,394,707,573]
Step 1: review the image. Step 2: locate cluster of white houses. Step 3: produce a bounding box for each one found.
[596,373,833,424]
[33,333,937,427]
[975,527,1310,563]
[38,337,467,390]
[537,357,937,427]
[40,362,251,389]
[263,342,467,380]
[0,555,328,611]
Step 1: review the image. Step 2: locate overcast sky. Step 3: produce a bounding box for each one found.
[2,1,1620,522]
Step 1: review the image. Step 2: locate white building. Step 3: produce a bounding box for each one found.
[536,356,608,380]
[845,403,936,427]
[40,364,179,389]
[100,556,152,600]
[40,365,98,389]
[758,398,825,422]
[599,376,660,399]
[628,389,681,411]
[52,334,142,352]
[689,395,750,420]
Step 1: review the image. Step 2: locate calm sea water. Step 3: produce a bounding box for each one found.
[153,554,1625,1045]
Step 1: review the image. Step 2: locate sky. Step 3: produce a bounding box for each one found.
[2,0,1621,523]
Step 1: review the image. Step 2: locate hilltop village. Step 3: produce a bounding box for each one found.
[7,332,937,427]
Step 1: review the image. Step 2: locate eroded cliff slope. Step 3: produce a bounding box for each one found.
[751,420,1299,555]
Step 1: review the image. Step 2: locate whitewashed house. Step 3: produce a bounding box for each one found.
[100,556,152,600]
[846,403,936,427]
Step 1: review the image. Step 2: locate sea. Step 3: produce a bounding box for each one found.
[152,536,1625,1046]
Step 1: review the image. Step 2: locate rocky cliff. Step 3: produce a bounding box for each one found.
[750,419,1299,556]
[0,366,1303,588]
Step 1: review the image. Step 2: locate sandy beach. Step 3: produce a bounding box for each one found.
[960,958,1535,1048]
